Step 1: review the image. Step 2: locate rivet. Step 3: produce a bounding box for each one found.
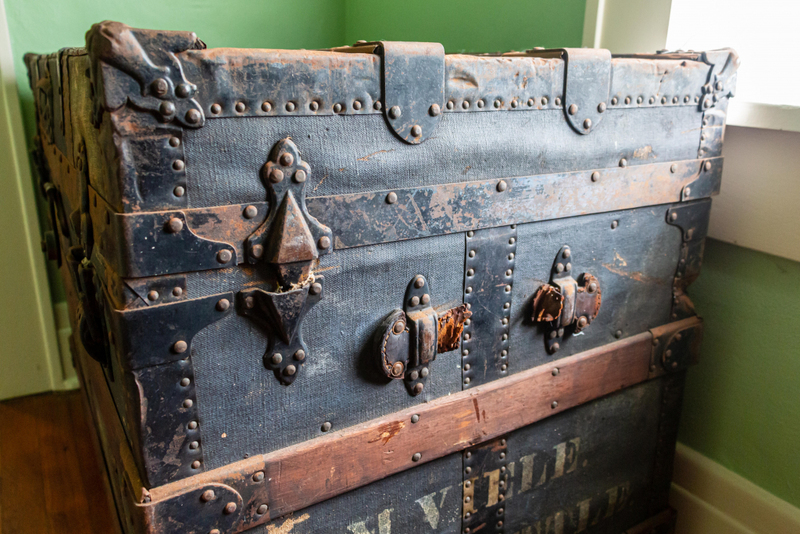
[685,187,691,197]
[309,282,322,295]
[188,421,198,430]
[670,212,678,221]
[333,103,343,113]
[392,362,404,376]
[160,101,176,117]
[462,350,469,356]
[413,383,423,394]
[411,125,422,137]
[224,502,237,514]
[467,268,475,276]
[703,118,709,127]
[374,101,382,110]
[412,453,421,462]
[501,317,509,325]
[253,471,265,482]
[577,316,588,328]
[201,490,215,502]
[704,160,712,171]
[411,414,420,423]
[649,97,655,104]
[429,103,441,116]
[172,287,183,297]
[191,460,201,469]
[583,118,592,129]
[465,378,471,385]
[549,330,557,339]
[672,361,679,369]
[269,168,284,183]
[261,101,272,112]
[185,109,202,124]
[552,368,559,376]
[446,100,455,110]
[551,401,558,409]
[257,504,269,515]
[527,98,535,107]
[169,136,181,147]
[244,296,255,309]
[410,370,419,381]
[504,285,511,293]
[568,104,578,115]
[704,99,711,109]
[173,185,185,197]
[497,180,508,192]
[147,290,159,301]
[285,102,296,112]
[588,282,598,293]
[235,102,246,113]
[556,263,564,273]
[189,440,200,450]
[542,96,549,105]
[244,205,258,219]
[251,245,264,259]
[501,349,508,356]
[552,342,560,352]
[217,250,232,263]
[467,230,474,238]
[392,321,405,334]
[637,96,643,104]
[173,340,188,354]
[321,422,332,432]
[508,237,515,245]
[389,106,402,119]
[411,296,420,306]
[597,102,606,113]
[271,353,283,365]
[462,100,470,109]
[280,153,294,167]
[421,294,430,305]
[661,96,668,104]
[464,331,471,340]
[503,302,510,310]
[673,96,679,104]
[284,365,297,376]
[468,250,476,258]
[309,101,319,112]
[508,253,515,260]
[615,330,623,339]
[183,399,193,409]
[386,191,398,204]
[151,78,168,96]
[565,262,572,271]
[318,236,331,249]
[463,363,470,370]
[510,100,518,108]
[619,158,627,168]
[494,99,502,108]
[465,496,472,503]
[684,95,690,103]
[611,220,618,229]
[558,328,564,337]
[465,319,471,326]
[553,97,561,106]
[477,99,486,108]
[670,163,678,174]
[624,96,631,105]
[505,269,512,276]
[666,349,673,357]
[501,364,508,371]
[172,159,185,171]
[564,249,571,259]
[353,100,362,110]
[611,96,618,106]
[216,299,230,312]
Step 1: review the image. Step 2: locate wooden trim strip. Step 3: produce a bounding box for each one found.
[137,317,701,533]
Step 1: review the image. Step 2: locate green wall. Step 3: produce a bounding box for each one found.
[679,239,800,508]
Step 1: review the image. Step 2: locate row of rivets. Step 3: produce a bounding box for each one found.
[206,99,383,116]
[609,94,700,106]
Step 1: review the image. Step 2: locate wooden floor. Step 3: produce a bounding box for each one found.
[0,390,116,533]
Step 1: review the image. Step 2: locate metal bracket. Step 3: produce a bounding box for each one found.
[698,49,740,111]
[526,48,611,134]
[237,278,324,386]
[376,275,469,396]
[373,41,445,144]
[650,317,704,374]
[85,21,206,127]
[463,436,509,533]
[666,201,711,320]
[532,246,602,354]
[246,138,332,287]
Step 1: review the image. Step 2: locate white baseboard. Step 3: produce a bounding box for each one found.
[670,443,800,534]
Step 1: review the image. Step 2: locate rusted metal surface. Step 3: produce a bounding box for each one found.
[666,200,712,321]
[649,317,704,378]
[532,246,603,354]
[123,318,701,534]
[436,304,471,353]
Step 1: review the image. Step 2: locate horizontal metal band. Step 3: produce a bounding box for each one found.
[94,157,721,279]
[130,316,703,533]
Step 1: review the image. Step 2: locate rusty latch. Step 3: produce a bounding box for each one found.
[531,245,602,354]
[375,275,471,396]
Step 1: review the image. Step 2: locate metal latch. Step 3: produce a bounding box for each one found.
[375,275,471,396]
[525,48,611,135]
[531,246,602,354]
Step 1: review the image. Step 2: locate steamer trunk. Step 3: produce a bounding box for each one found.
[26,21,737,534]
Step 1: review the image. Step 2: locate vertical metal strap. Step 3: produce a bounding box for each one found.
[463,436,510,534]
[648,373,687,515]
[461,226,517,388]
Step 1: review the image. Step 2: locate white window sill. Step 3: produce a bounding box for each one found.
[726,101,800,133]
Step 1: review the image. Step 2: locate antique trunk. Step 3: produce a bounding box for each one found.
[25,21,738,534]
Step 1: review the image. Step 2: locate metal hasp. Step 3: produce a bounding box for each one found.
[527,48,611,135]
[375,41,445,144]
[240,138,332,385]
[532,246,602,354]
[85,21,206,127]
[375,275,471,396]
